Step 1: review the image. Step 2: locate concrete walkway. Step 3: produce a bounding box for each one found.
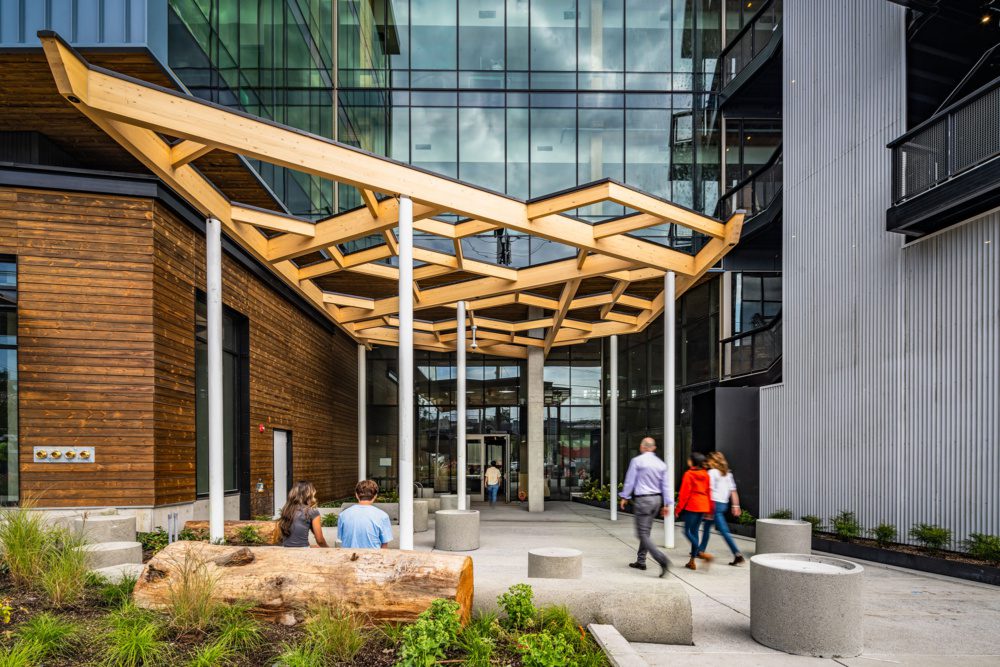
[413,500,1000,665]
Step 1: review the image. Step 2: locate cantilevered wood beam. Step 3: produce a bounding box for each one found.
[600,280,629,319]
[360,189,380,218]
[231,205,316,237]
[323,293,375,309]
[544,278,581,354]
[170,140,213,169]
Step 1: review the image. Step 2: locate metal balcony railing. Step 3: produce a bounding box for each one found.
[889,73,1000,204]
[719,0,782,89]
[721,314,782,379]
[715,146,783,220]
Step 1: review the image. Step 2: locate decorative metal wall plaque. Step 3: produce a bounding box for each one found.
[33,447,96,463]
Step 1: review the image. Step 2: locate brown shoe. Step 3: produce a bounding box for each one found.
[697,552,714,561]
[685,559,697,570]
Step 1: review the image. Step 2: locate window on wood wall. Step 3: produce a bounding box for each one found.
[0,257,17,506]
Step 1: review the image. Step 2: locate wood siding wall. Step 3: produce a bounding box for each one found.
[0,186,357,511]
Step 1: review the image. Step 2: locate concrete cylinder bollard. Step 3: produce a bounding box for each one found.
[434,510,480,551]
[427,497,442,513]
[419,487,435,499]
[414,500,429,533]
[528,547,583,579]
[750,553,864,658]
[439,494,472,511]
[755,518,812,555]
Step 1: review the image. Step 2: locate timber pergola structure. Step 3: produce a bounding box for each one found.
[40,32,744,549]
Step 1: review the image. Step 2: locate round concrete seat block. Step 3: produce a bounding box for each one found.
[434,510,480,551]
[427,498,442,513]
[528,548,583,579]
[73,515,136,544]
[83,541,143,570]
[419,488,436,499]
[755,518,813,555]
[439,494,472,511]
[750,554,864,658]
[414,500,429,532]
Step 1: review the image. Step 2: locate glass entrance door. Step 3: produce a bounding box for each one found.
[466,434,509,503]
[466,436,484,499]
[484,435,509,503]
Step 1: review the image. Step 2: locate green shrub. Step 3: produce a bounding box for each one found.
[212,604,263,653]
[378,622,407,646]
[275,643,324,667]
[137,529,169,555]
[498,583,536,630]
[99,574,138,609]
[232,525,263,545]
[909,523,952,551]
[165,550,219,632]
[39,528,90,607]
[735,511,756,525]
[767,508,793,520]
[517,631,575,667]
[177,528,208,542]
[800,515,822,533]
[872,523,898,547]
[103,604,170,667]
[185,640,232,667]
[303,606,367,664]
[321,513,338,528]
[399,599,461,667]
[0,640,45,667]
[831,511,862,540]
[536,605,583,651]
[0,505,49,589]
[252,515,273,522]
[380,489,400,503]
[963,533,1000,565]
[458,613,499,667]
[15,613,78,659]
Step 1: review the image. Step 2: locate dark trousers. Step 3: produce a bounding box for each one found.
[632,495,668,568]
[681,510,705,558]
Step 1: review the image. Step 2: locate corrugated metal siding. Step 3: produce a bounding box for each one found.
[759,1,1000,546]
[0,0,166,61]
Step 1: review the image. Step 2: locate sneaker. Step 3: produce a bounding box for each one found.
[659,562,670,578]
[685,559,697,571]
[697,552,714,561]
[730,554,745,566]
[628,562,647,571]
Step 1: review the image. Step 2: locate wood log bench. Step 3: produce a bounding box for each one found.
[183,520,281,545]
[133,540,474,625]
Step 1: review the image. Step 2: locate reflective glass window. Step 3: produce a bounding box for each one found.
[0,260,16,506]
[411,107,458,178]
[411,0,457,70]
[530,108,577,196]
[530,2,578,72]
[625,0,671,73]
[579,0,625,72]
[459,0,505,71]
[460,107,506,188]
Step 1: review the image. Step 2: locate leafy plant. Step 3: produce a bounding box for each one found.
[498,583,536,631]
[0,640,45,667]
[275,643,324,667]
[0,599,10,625]
[380,489,400,503]
[517,630,575,667]
[458,612,499,667]
[536,605,584,652]
[321,513,338,528]
[138,529,169,555]
[963,533,1000,565]
[212,603,263,653]
[253,515,273,522]
[303,605,367,664]
[735,511,756,525]
[0,504,50,588]
[15,613,78,659]
[39,528,90,607]
[178,528,208,542]
[232,525,263,545]
[165,549,219,632]
[767,508,793,520]
[872,523,898,547]
[831,511,862,540]
[909,523,952,551]
[99,574,138,609]
[800,515,822,533]
[103,604,170,667]
[186,640,233,667]
[399,599,461,667]
[378,622,407,646]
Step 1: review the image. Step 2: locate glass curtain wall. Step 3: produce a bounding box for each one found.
[0,259,17,506]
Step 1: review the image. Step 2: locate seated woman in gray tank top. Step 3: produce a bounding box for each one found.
[279,480,329,548]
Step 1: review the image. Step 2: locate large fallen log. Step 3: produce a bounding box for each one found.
[183,520,281,545]
[133,541,474,624]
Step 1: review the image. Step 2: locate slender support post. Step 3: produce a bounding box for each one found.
[206,217,225,544]
[398,196,414,550]
[664,271,676,549]
[456,300,467,510]
[358,344,366,482]
[609,335,618,522]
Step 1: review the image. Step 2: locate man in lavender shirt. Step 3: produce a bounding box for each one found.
[619,437,673,576]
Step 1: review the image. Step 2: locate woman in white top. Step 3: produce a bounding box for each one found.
[697,451,745,565]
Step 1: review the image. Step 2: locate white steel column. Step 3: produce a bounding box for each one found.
[663,271,676,548]
[206,217,225,544]
[398,196,414,550]
[358,344,366,482]
[609,335,618,522]
[456,300,467,510]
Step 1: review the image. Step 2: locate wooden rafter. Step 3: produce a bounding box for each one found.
[544,279,582,355]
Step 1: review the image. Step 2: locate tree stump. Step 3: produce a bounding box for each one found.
[132,541,474,624]
[182,520,281,545]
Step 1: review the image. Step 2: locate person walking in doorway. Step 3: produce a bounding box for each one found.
[698,451,745,566]
[484,461,502,507]
[676,452,714,570]
[619,437,672,577]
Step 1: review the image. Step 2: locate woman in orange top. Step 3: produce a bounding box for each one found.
[675,452,714,570]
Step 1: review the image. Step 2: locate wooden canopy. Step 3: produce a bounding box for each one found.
[40,33,744,359]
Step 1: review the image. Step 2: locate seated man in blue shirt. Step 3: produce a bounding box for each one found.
[338,479,393,549]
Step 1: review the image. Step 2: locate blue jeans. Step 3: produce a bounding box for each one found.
[486,484,499,504]
[699,501,741,556]
[681,510,704,558]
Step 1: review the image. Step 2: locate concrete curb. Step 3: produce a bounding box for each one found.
[588,624,649,667]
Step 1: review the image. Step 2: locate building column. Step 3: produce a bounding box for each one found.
[663,271,676,548]
[358,344,366,482]
[527,342,544,512]
[398,196,414,550]
[456,301,467,509]
[206,217,224,543]
[609,334,618,521]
